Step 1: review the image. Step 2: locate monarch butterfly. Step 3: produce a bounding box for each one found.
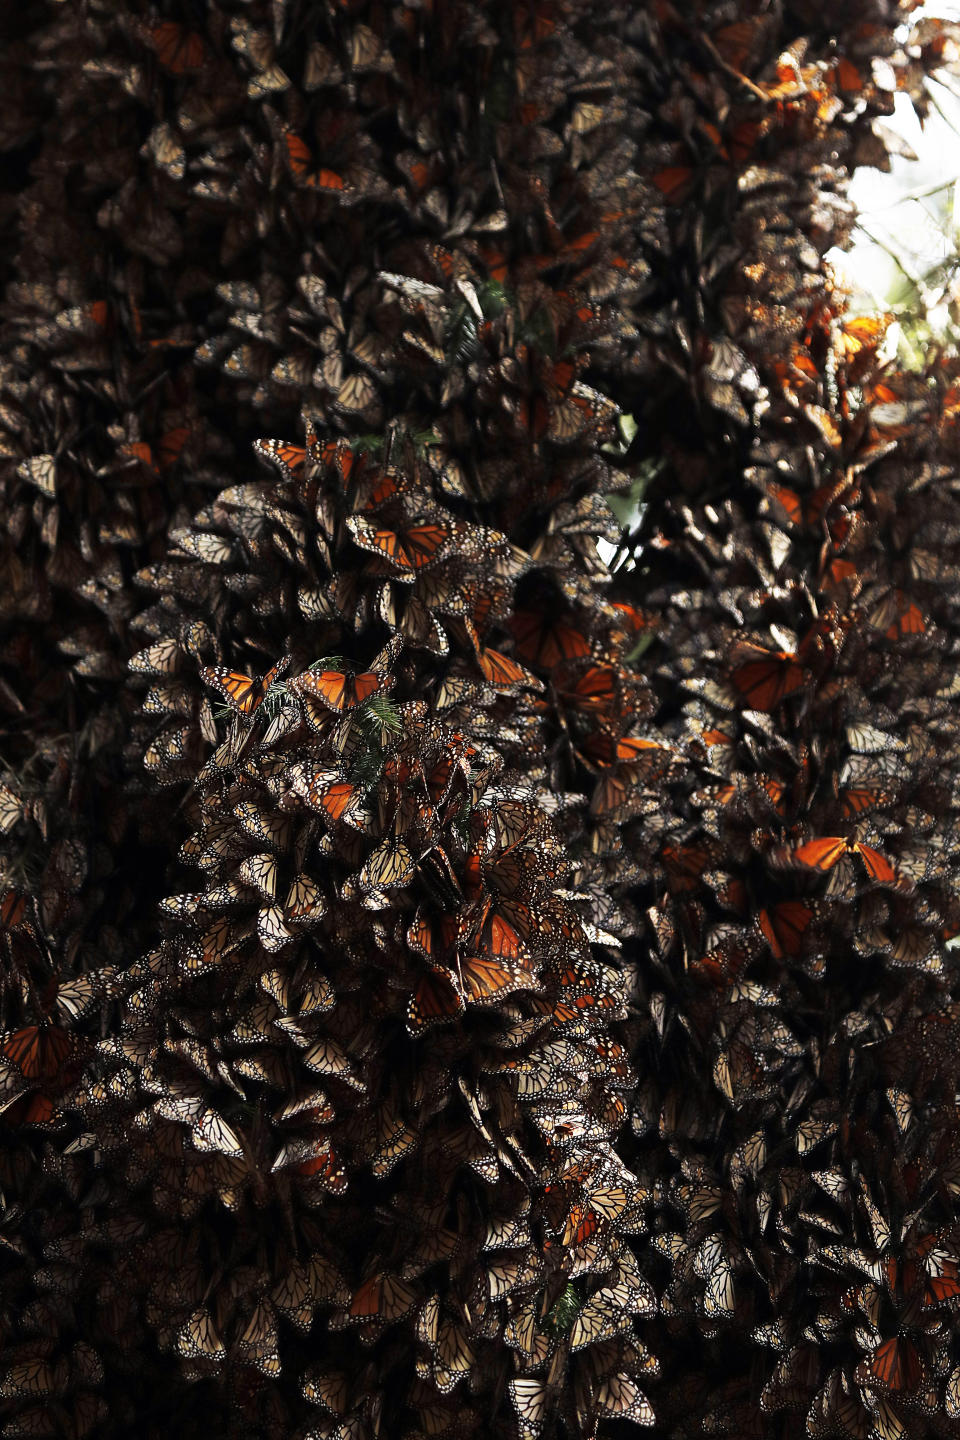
[201,657,289,716]
[333,370,379,415]
[176,1308,226,1362]
[349,21,389,71]
[302,1367,350,1414]
[182,917,249,973]
[129,637,183,676]
[407,911,459,965]
[0,889,26,928]
[582,732,673,773]
[255,904,294,952]
[371,1101,416,1177]
[946,1363,960,1419]
[841,780,896,819]
[48,973,107,1025]
[865,1396,908,1440]
[699,1250,736,1318]
[405,967,466,1036]
[494,1051,574,1101]
[341,1273,418,1327]
[0,1025,73,1082]
[856,1336,924,1395]
[142,121,186,181]
[192,1109,244,1158]
[0,1355,68,1398]
[358,838,416,892]
[417,846,465,912]
[270,1262,316,1333]
[869,588,927,641]
[235,1300,280,1377]
[347,513,450,575]
[246,59,290,99]
[238,852,278,900]
[253,437,307,481]
[477,644,540,690]
[569,1292,633,1352]
[756,900,819,958]
[284,874,324,925]
[2,1091,62,1129]
[591,1370,656,1425]
[293,1144,347,1192]
[461,832,542,902]
[146,21,206,73]
[431,1317,475,1390]
[292,662,389,715]
[555,662,618,714]
[322,781,372,830]
[923,1265,960,1307]
[302,1037,364,1090]
[457,954,540,1007]
[15,454,56,496]
[652,165,695,203]
[158,425,191,469]
[509,1377,552,1430]
[773,837,910,890]
[0,785,23,836]
[661,839,722,893]
[509,609,592,668]
[283,132,347,192]
[233,803,291,851]
[729,643,804,710]
[461,896,537,961]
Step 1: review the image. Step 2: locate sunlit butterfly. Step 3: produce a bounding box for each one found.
[292,641,397,715]
[201,657,289,716]
[299,663,383,715]
[772,837,910,891]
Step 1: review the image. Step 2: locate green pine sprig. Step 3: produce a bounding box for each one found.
[542,1283,581,1337]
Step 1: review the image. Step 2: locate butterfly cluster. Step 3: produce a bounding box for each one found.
[601,7,960,1440]
[1,1,960,1439]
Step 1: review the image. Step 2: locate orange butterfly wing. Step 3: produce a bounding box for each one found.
[758,901,814,958]
[730,657,803,711]
[458,955,533,1006]
[854,844,898,886]
[865,1336,923,1393]
[792,838,848,872]
[149,22,206,72]
[478,647,527,688]
[350,671,381,706]
[285,133,345,191]
[202,668,259,713]
[406,968,464,1033]
[310,672,348,710]
[402,523,449,569]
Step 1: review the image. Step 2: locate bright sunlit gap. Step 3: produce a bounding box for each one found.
[828,2,960,361]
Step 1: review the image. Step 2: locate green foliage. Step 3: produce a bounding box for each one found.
[543,1284,581,1337]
